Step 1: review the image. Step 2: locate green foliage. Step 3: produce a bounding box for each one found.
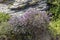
[49,19,60,37]
[0,12,12,40]
[0,12,11,35]
[47,0,60,20]
[48,0,60,37]
[0,12,10,22]
[0,22,15,40]
[0,22,13,35]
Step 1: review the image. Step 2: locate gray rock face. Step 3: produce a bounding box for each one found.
[0,0,49,16]
[0,0,3,2]
[15,0,30,3]
[0,0,14,3]
[10,0,46,8]
[10,0,48,11]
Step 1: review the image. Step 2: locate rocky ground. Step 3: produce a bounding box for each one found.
[0,0,49,16]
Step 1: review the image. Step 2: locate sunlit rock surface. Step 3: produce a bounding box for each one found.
[0,0,49,16]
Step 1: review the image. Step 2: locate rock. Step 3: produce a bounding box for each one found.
[15,0,31,4]
[29,1,38,5]
[0,0,3,2]
[0,4,9,13]
[9,0,31,8]
[0,0,50,16]
[0,0,14,5]
[10,0,41,8]
[10,3,26,9]
[10,0,47,10]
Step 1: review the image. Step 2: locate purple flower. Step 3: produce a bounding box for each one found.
[8,8,50,40]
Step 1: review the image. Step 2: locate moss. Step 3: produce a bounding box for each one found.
[0,12,10,22]
[49,19,60,36]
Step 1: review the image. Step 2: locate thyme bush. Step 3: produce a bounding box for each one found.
[9,8,50,40]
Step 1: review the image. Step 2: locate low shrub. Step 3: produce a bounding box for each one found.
[0,22,14,40]
[9,8,50,40]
